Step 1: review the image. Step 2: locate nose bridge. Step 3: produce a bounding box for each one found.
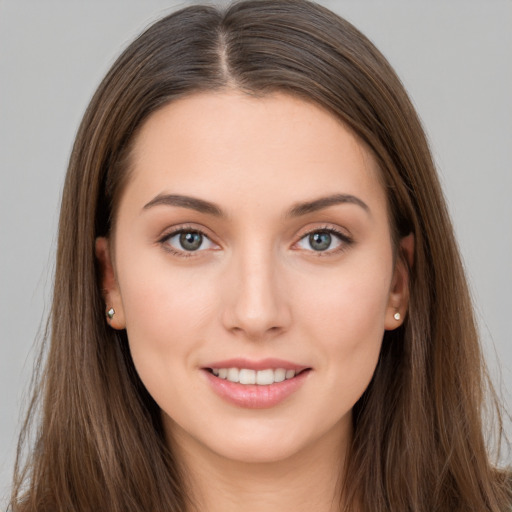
[222,236,290,339]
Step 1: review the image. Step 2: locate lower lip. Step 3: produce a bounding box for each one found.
[203,369,311,409]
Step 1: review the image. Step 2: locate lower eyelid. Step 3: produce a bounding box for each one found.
[298,228,350,243]
[157,226,218,253]
[158,226,351,256]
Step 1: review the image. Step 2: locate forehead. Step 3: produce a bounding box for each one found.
[122,91,387,219]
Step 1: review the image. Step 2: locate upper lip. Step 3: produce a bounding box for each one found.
[203,358,310,372]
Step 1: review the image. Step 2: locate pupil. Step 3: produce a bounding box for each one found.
[310,232,331,251]
[180,232,202,251]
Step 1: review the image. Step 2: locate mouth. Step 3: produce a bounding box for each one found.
[202,359,312,408]
[205,367,310,385]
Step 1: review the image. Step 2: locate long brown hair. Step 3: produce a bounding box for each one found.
[11,1,510,510]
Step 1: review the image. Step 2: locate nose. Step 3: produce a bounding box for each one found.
[221,242,292,341]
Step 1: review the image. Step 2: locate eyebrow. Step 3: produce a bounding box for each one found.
[287,193,370,217]
[143,193,224,217]
[142,192,370,218]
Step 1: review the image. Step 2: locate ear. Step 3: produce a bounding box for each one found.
[384,233,414,331]
[95,237,126,330]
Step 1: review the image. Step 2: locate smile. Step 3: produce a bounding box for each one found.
[209,367,299,385]
[203,359,311,408]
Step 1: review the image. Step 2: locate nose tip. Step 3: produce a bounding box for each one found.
[228,306,285,341]
[221,253,291,341]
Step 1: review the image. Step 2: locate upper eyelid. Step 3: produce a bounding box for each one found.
[297,224,352,241]
[157,223,352,249]
[158,223,213,241]
[293,226,353,254]
[159,226,218,257]
[294,228,353,246]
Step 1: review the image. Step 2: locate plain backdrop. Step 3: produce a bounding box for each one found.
[1,0,511,503]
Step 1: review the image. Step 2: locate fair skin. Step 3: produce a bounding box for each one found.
[96,91,412,512]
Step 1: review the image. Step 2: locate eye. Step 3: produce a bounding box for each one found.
[295,228,350,253]
[163,229,217,254]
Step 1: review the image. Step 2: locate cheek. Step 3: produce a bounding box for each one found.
[296,255,392,393]
[298,256,392,339]
[116,252,217,390]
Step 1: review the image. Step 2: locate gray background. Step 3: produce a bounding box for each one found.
[1,0,511,503]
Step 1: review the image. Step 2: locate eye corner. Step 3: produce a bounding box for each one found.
[157,224,220,257]
[293,225,354,256]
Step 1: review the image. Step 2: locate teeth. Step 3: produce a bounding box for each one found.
[285,369,296,379]
[211,367,300,385]
[227,367,239,383]
[274,368,286,382]
[256,369,274,385]
[239,369,256,384]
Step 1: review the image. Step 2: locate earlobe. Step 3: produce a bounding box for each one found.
[384,233,414,331]
[95,237,126,330]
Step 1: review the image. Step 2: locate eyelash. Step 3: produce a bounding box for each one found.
[158,224,216,258]
[296,225,353,257]
[158,224,353,258]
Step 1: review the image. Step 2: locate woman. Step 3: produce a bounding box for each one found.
[10,1,511,510]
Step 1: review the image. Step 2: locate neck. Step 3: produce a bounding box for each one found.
[169,420,352,512]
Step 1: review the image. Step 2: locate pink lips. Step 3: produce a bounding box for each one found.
[204,358,309,372]
[202,358,311,409]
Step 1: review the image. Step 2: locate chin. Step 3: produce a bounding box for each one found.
[168,410,350,467]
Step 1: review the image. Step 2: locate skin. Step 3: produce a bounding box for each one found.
[96,91,412,512]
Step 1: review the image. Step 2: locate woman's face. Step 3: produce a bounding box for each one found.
[97,91,410,464]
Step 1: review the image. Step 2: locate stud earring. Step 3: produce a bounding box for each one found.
[107,307,115,320]
[393,311,401,321]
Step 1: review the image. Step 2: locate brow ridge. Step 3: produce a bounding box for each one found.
[143,192,369,218]
[287,193,370,217]
[143,193,224,217]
